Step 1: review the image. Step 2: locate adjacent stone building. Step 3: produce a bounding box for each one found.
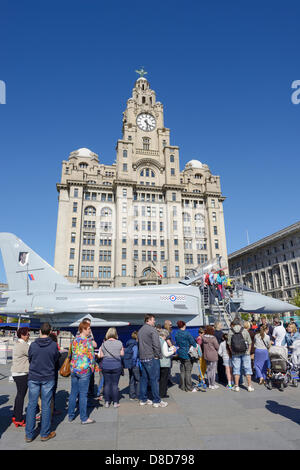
[54,73,228,288]
[228,221,300,302]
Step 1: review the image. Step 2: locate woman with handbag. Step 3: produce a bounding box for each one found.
[158,329,176,398]
[98,328,124,408]
[175,321,197,392]
[68,320,96,424]
[254,325,271,384]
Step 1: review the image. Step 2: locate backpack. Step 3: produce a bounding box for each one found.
[123,341,136,369]
[231,327,248,354]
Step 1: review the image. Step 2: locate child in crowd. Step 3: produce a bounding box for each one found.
[218,333,233,389]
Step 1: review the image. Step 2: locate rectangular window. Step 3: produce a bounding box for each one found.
[68,265,74,277]
[213,226,218,235]
[142,251,146,261]
[71,232,76,243]
[212,212,217,222]
[74,188,78,198]
[73,202,78,213]
[123,163,128,172]
[171,168,175,176]
[122,264,127,276]
[72,217,77,227]
[134,250,138,260]
[214,239,219,249]
[175,266,180,278]
[184,254,193,264]
[172,192,176,201]
[161,251,165,261]
[163,266,167,278]
[83,233,95,245]
[69,248,75,259]
[174,238,178,246]
[81,266,94,278]
[174,250,179,261]
[160,222,164,232]
[122,248,126,259]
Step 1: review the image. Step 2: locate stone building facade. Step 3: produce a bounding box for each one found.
[54,74,228,288]
[228,221,300,302]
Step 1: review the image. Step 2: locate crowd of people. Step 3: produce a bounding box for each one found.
[9,314,300,442]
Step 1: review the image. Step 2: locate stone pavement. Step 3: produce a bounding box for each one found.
[0,361,299,450]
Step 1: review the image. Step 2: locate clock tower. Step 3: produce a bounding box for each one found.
[115,72,180,187]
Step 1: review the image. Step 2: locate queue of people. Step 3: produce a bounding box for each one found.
[9,314,300,443]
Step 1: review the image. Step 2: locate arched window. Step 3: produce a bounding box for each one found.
[84,206,96,216]
[140,168,155,178]
[170,155,174,162]
[142,96,146,103]
[123,150,127,158]
[195,213,204,222]
[101,207,112,217]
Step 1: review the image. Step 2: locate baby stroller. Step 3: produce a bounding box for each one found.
[265,345,290,391]
[289,339,300,387]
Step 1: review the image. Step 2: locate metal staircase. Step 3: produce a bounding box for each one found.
[200,281,244,330]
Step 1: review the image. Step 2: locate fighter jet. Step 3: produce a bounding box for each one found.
[0,233,298,343]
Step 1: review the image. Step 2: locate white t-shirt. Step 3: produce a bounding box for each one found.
[273,324,286,346]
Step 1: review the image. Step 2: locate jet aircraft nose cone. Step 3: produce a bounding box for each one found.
[241,291,300,314]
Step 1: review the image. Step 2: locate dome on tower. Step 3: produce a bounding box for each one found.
[185,159,203,169]
[76,148,94,157]
[68,147,99,161]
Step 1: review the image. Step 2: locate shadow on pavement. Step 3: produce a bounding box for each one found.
[266,400,300,425]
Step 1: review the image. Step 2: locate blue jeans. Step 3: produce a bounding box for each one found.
[102,368,122,404]
[25,379,55,439]
[68,370,91,422]
[139,358,161,404]
[129,366,140,399]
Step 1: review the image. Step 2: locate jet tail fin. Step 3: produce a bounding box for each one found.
[0,233,72,292]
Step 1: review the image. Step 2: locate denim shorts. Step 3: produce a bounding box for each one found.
[223,358,232,367]
[231,354,252,375]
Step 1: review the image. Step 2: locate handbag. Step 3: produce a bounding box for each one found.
[59,344,72,377]
[188,345,200,359]
[102,342,124,375]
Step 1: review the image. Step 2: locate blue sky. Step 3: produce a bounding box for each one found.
[0,0,299,283]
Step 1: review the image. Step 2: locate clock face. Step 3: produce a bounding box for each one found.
[136,113,156,132]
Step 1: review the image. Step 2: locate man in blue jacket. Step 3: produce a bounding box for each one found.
[25,322,60,443]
